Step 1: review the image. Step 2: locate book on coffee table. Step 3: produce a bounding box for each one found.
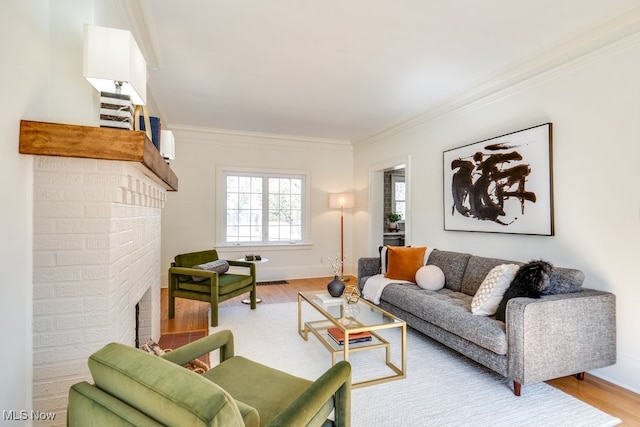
[327,327,372,345]
[314,292,343,306]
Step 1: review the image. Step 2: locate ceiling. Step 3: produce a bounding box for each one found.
[128,0,637,142]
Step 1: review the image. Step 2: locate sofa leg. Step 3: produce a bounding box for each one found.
[513,381,521,396]
[576,372,585,381]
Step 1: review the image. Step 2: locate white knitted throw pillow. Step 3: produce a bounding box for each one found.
[471,264,520,316]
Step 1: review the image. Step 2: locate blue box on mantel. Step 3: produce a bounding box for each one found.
[139,116,161,150]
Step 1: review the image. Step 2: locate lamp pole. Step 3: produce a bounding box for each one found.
[329,193,354,281]
[340,204,345,280]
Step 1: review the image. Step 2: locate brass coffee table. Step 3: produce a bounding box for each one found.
[298,290,406,388]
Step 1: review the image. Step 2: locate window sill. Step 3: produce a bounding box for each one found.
[216,242,313,252]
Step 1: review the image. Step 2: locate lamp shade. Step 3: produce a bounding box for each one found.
[83,24,147,105]
[160,130,176,160]
[329,193,355,209]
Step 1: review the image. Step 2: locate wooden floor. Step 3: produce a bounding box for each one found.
[160,277,640,426]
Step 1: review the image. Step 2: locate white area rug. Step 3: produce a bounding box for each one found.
[210,302,621,427]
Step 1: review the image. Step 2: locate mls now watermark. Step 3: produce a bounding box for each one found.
[3,410,56,421]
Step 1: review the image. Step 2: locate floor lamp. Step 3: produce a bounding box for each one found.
[329,193,355,281]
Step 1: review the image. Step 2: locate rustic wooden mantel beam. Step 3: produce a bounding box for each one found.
[19,120,178,191]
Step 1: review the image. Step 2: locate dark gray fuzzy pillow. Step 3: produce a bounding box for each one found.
[495,260,552,322]
[543,268,585,295]
[191,259,230,282]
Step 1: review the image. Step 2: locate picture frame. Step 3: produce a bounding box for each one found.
[443,123,554,235]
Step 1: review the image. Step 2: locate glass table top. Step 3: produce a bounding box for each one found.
[299,290,402,330]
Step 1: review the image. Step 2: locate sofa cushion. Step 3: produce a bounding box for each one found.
[381,284,507,355]
[544,267,585,295]
[461,256,522,296]
[204,356,327,427]
[88,342,246,426]
[471,264,520,316]
[426,249,471,292]
[178,273,254,294]
[379,246,389,274]
[385,246,427,282]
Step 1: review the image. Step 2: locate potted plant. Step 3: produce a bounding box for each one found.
[387,212,402,231]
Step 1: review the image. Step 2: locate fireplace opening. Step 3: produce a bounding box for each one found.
[135,302,140,348]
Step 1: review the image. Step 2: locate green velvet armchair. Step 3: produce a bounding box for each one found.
[168,249,257,327]
[68,330,351,427]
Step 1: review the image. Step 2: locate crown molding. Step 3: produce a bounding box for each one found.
[115,0,164,70]
[172,124,353,151]
[354,4,640,149]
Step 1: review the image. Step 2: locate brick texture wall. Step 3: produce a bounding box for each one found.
[31,156,166,425]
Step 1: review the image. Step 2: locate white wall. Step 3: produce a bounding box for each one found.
[161,128,354,283]
[0,0,132,421]
[353,34,640,393]
[0,0,48,417]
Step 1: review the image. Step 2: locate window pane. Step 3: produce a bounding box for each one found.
[396,201,406,220]
[279,178,290,194]
[269,178,279,193]
[239,193,251,209]
[269,194,280,210]
[227,176,238,192]
[251,193,262,209]
[251,177,262,193]
[291,210,301,225]
[291,226,302,240]
[225,173,304,244]
[239,177,252,192]
[395,181,405,201]
[291,179,302,194]
[291,194,301,209]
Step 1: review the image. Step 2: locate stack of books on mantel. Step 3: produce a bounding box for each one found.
[327,327,372,346]
[99,92,134,130]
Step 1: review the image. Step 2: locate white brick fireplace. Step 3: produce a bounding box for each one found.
[31,156,167,424]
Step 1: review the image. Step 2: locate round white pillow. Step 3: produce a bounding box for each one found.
[415,265,445,290]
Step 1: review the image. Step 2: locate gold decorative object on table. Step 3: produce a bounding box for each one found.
[342,285,360,304]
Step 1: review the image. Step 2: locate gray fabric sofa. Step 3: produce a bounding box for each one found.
[357,248,617,395]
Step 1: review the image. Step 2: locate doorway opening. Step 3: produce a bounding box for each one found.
[383,167,406,247]
[368,155,411,254]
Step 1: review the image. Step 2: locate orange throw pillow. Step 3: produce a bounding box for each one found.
[384,246,427,282]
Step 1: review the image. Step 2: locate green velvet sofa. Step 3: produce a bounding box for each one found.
[168,249,257,327]
[68,330,351,426]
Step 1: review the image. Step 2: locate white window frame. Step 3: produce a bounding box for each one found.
[216,166,311,247]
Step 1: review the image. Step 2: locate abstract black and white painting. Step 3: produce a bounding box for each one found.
[443,123,553,235]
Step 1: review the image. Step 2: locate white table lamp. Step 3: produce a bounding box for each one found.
[83,24,147,130]
[160,130,176,162]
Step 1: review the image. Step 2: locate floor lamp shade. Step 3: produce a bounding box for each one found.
[83,24,147,105]
[329,193,355,209]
